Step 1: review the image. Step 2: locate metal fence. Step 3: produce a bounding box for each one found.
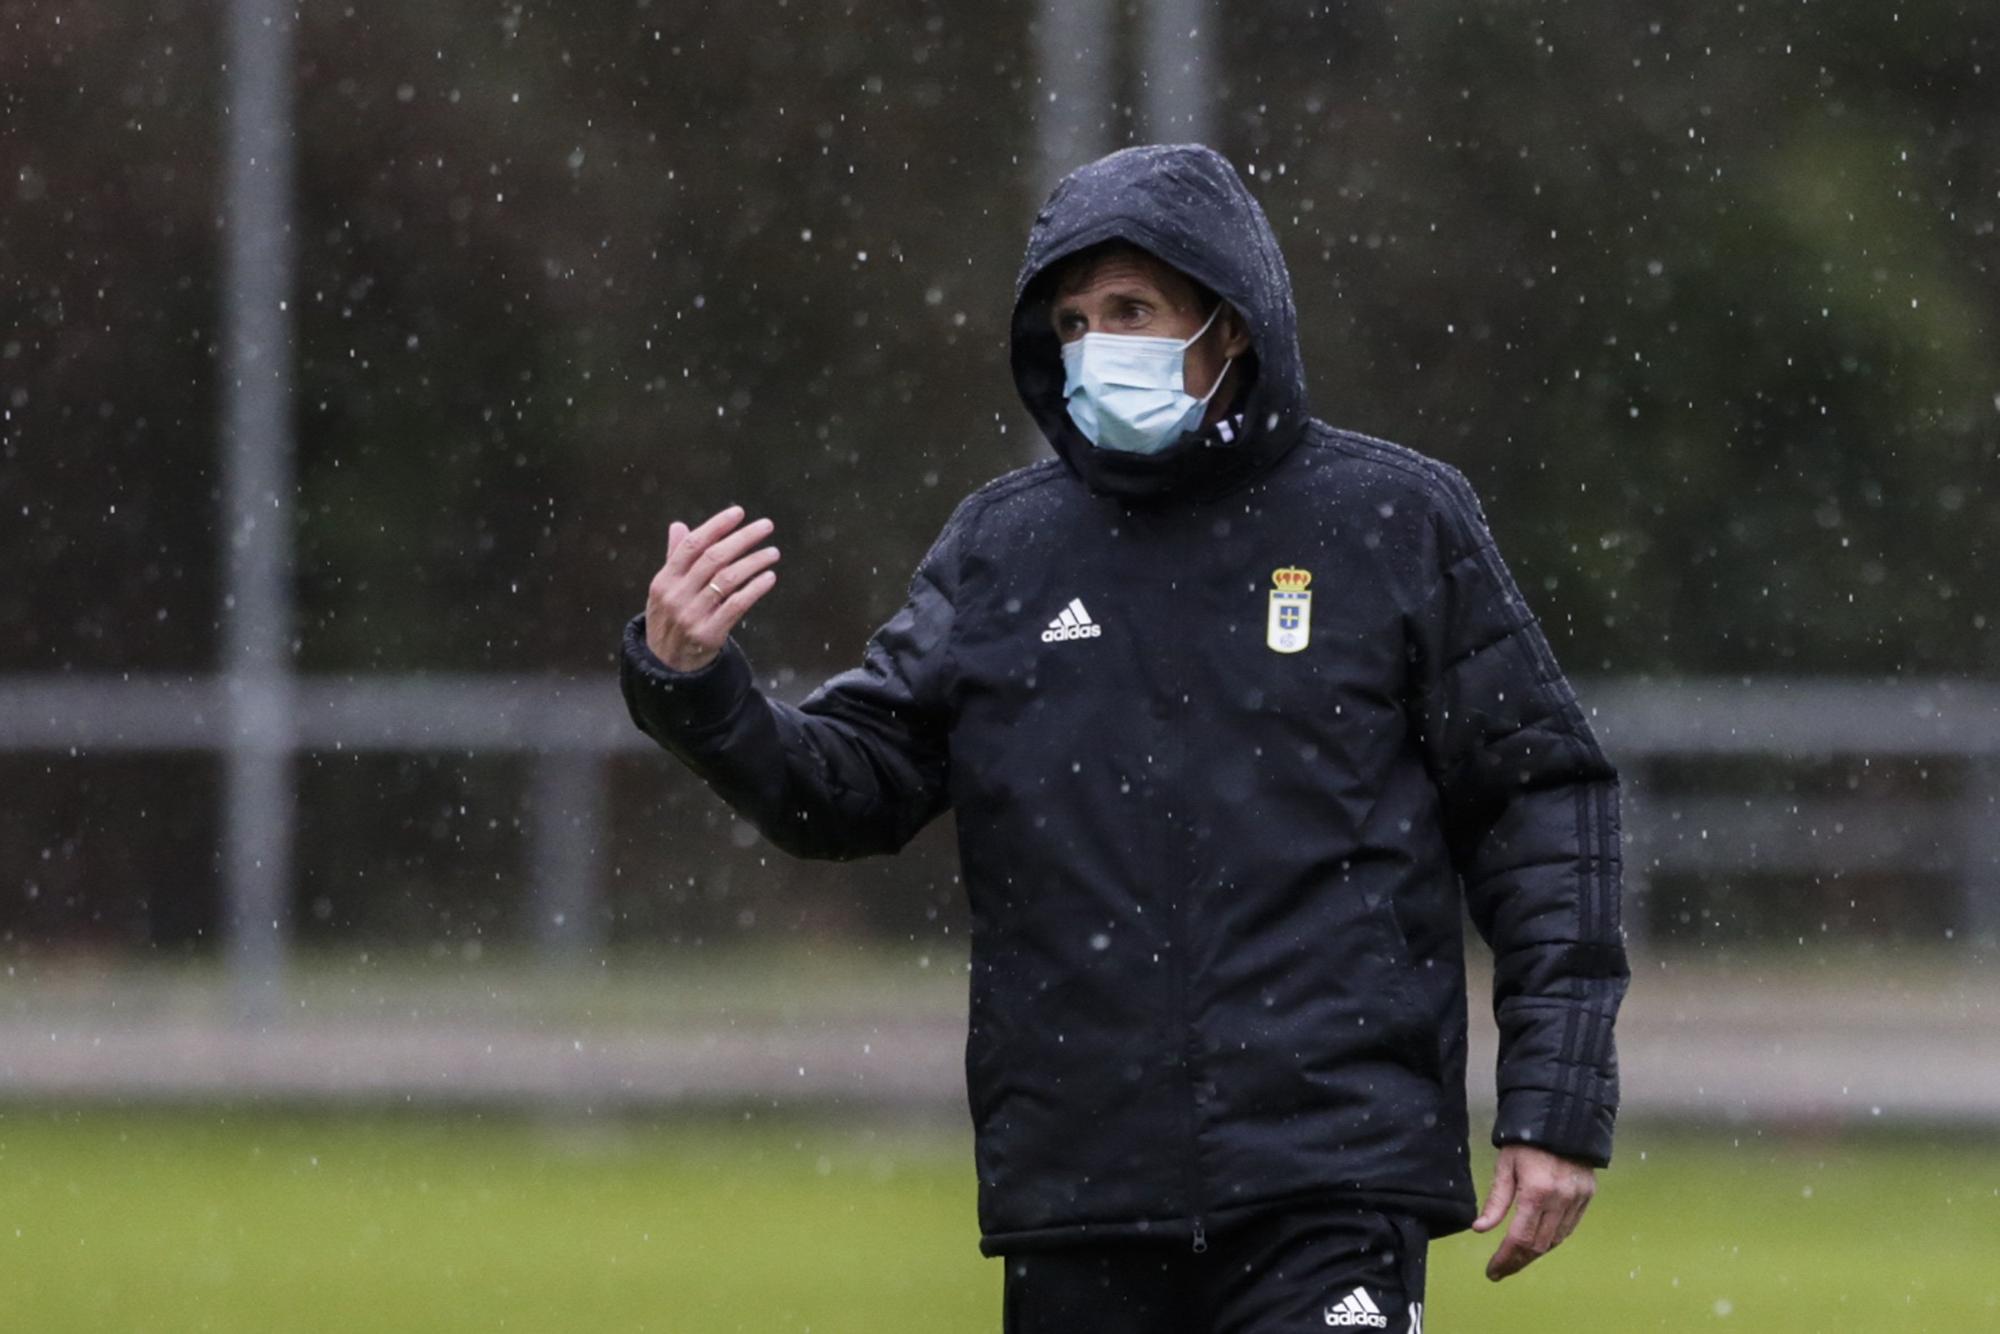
[1593,676,2000,952]
[5,670,1998,1003]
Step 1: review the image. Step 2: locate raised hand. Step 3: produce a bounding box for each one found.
[644,505,781,672]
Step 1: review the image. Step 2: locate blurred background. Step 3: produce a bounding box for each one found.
[3,1,1997,1330]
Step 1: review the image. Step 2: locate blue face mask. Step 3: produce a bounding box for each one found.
[1061,303,1237,455]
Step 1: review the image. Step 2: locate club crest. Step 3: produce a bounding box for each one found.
[1266,567,1312,653]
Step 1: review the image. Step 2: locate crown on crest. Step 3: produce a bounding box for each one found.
[1271,567,1313,592]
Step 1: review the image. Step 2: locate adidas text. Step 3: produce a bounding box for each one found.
[1324,1288,1388,1328]
[1041,598,1102,643]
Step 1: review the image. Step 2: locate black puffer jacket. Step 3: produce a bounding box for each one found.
[620,143,1627,1257]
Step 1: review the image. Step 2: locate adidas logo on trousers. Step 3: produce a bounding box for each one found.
[1324,1286,1388,1328]
[1041,597,1102,642]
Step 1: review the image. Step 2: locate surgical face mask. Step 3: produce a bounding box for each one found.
[1060,303,1236,455]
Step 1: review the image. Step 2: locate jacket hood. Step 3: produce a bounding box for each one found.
[1011,143,1310,504]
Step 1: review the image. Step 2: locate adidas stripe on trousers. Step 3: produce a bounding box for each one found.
[1000,1207,1427,1334]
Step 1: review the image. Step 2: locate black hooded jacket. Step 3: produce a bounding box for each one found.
[620,144,1627,1256]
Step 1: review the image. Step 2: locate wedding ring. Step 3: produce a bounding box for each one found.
[708,580,726,598]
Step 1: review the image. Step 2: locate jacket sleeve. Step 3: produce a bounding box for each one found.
[1408,464,1628,1168]
[617,499,970,861]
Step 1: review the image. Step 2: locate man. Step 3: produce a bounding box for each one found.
[620,143,1626,1332]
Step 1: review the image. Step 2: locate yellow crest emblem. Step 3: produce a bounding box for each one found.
[1267,567,1312,653]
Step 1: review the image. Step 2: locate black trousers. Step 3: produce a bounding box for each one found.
[1000,1208,1428,1334]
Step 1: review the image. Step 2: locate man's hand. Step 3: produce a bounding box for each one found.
[1470,1143,1597,1281]
[645,505,781,672]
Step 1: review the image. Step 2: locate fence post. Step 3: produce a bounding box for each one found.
[1618,758,1651,957]
[220,0,299,1022]
[1960,755,2000,951]
[532,751,610,961]
[1031,0,1114,196]
[1138,0,1215,146]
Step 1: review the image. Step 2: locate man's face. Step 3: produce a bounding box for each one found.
[1050,247,1251,430]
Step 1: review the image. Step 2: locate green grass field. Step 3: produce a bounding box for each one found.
[2,1109,1996,1332]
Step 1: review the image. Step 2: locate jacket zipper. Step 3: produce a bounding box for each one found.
[1159,574,1208,1255]
[1166,854,1208,1253]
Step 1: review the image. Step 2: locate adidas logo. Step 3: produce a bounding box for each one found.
[1040,597,1103,643]
[1323,1287,1388,1328]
